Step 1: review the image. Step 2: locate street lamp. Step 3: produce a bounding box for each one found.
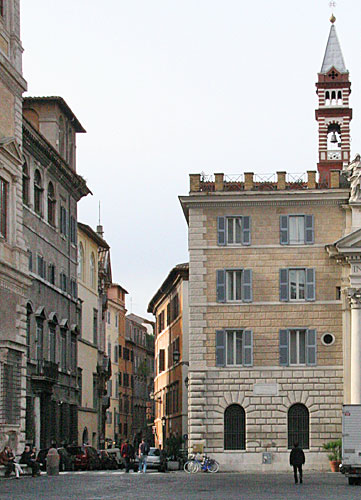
[173,350,180,364]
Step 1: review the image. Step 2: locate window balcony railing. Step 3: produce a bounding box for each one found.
[35,359,59,382]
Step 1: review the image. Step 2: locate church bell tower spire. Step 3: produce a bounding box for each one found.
[315,16,352,186]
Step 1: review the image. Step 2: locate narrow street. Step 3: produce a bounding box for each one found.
[0,471,356,500]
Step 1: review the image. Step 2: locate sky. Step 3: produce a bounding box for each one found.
[20,0,361,319]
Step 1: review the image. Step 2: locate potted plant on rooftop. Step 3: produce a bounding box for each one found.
[323,439,342,472]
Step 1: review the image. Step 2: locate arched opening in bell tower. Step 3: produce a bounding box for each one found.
[327,123,342,159]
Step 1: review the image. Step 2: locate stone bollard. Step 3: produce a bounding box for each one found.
[46,447,60,476]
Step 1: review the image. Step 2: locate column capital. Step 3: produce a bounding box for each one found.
[348,288,361,307]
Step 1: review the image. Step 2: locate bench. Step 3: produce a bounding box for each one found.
[0,464,34,478]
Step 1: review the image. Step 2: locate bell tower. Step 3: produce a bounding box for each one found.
[315,15,352,186]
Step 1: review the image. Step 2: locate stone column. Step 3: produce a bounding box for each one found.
[34,396,41,450]
[349,290,361,404]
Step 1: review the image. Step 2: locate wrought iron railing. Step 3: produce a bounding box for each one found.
[36,360,59,381]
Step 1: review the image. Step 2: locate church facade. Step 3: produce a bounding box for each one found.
[180,18,358,471]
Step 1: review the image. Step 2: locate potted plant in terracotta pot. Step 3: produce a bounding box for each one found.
[323,439,342,472]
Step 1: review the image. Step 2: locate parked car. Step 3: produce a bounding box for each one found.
[66,445,101,471]
[99,450,118,470]
[135,447,166,472]
[36,447,74,472]
[104,448,123,469]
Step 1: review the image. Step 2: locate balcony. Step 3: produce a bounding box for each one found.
[31,360,59,385]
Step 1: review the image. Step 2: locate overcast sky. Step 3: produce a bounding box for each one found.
[21,1,361,319]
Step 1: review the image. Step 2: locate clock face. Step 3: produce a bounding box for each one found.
[327,151,341,160]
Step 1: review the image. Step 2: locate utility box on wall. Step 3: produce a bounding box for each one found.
[262,452,272,464]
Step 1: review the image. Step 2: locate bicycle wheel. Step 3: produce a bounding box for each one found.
[184,460,199,473]
[207,460,219,473]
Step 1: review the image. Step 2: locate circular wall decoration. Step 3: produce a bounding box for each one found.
[321,333,335,346]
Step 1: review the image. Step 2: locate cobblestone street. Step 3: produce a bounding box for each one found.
[0,471,357,500]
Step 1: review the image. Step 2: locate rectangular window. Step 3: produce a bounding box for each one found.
[289,269,305,300]
[280,215,314,245]
[71,335,77,371]
[289,216,305,245]
[226,270,242,301]
[60,206,68,236]
[59,272,68,292]
[123,373,129,387]
[227,217,242,244]
[93,375,98,408]
[35,319,44,361]
[123,348,129,361]
[218,216,251,246]
[107,380,112,398]
[60,330,67,371]
[216,329,253,367]
[107,311,111,324]
[0,1,4,17]
[108,341,111,357]
[217,269,252,303]
[70,216,77,244]
[48,263,55,285]
[93,309,98,345]
[28,251,33,272]
[158,311,164,333]
[70,279,77,298]
[226,330,243,365]
[159,349,165,372]
[289,329,306,365]
[279,328,317,367]
[0,177,8,239]
[280,268,315,302]
[115,314,118,328]
[119,345,122,358]
[37,255,46,279]
[114,345,118,363]
[49,326,56,363]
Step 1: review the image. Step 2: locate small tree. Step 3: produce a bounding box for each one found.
[322,439,342,461]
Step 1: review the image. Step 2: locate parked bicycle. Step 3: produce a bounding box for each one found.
[184,454,219,473]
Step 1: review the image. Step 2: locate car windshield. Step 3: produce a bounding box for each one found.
[149,448,160,456]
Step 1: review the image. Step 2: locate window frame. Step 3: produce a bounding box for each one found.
[0,176,8,239]
[224,404,246,451]
[289,329,306,366]
[47,182,56,226]
[34,169,43,216]
[289,268,306,301]
[288,404,309,450]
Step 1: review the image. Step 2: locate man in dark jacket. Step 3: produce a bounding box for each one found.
[20,445,41,477]
[290,442,305,484]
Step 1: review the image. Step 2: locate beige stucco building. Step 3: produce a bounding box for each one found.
[77,223,111,448]
[105,283,128,445]
[148,264,189,449]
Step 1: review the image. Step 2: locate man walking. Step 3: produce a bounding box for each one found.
[121,440,131,473]
[138,438,150,474]
[290,442,305,484]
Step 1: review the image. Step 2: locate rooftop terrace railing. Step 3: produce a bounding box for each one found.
[189,169,346,193]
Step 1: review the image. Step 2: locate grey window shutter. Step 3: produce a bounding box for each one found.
[216,330,225,367]
[217,216,226,246]
[305,215,314,244]
[242,216,251,246]
[306,329,317,366]
[242,269,252,302]
[305,268,316,301]
[279,329,289,366]
[216,270,226,303]
[279,269,289,301]
[280,215,289,245]
[243,330,253,366]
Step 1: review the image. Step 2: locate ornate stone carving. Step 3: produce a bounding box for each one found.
[343,154,361,202]
[347,287,361,305]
